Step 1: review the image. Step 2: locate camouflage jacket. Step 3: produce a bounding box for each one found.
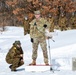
[23,19,30,35]
[6,46,23,60]
[59,17,66,26]
[48,17,54,32]
[70,16,76,25]
[29,17,50,38]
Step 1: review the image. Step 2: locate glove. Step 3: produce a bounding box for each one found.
[45,29,52,39]
[34,22,36,26]
[43,24,47,28]
[31,38,33,43]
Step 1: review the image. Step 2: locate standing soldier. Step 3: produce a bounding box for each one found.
[23,16,30,35]
[48,14,54,32]
[70,12,76,29]
[29,10,51,65]
[58,13,67,31]
[6,41,24,71]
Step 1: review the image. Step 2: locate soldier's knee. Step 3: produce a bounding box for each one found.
[6,59,13,64]
[18,61,24,67]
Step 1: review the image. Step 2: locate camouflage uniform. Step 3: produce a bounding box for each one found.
[29,17,50,64]
[59,15,67,31]
[6,41,24,71]
[48,17,54,32]
[23,19,30,35]
[70,15,76,29]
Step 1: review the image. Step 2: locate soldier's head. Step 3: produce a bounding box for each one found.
[34,10,41,19]
[24,16,28,20]
[13,40,21,48]
[48,14,52,18]
[61,13,64,17]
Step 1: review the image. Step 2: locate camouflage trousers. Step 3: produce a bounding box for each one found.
[6,58,24,70]
[32,37,48,64]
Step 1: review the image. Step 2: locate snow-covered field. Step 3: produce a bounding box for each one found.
[0,26,76,75]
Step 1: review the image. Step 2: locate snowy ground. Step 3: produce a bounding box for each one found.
[0,26,76,75]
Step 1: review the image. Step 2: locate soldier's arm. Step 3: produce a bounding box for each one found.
[44,19,51,33]
[9,47,16,58]
[43,18,50,30]
[29,20,35,38]
[11,47,21,58]
[20,47,23,54]
[14,55,22,58]
[15,47,24,58]
[43,19,52,38]
[30,25,34,38]
[19,47,24,59]
[14,52,22,58]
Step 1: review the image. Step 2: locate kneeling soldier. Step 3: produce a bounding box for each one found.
[6,41,24,71]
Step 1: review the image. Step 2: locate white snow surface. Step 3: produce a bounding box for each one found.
[0,26,76,75]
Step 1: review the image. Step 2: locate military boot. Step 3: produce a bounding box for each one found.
[10,65,18,72]
[29,60,36,65]
[45,62,49,65]
[9,65,12,69]
[11,69,17,72]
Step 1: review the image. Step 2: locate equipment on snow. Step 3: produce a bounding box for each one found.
[48,38,59,73]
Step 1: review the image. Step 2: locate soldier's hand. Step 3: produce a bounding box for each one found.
[34,22,36,26]
[20,54,23,57]
[24,16,28,20]
[46,36,52,39]
[21,59,23,61]
[31,38,33,43]
[43,24,47,28]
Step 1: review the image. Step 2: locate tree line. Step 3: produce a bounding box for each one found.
[0,0,76,31]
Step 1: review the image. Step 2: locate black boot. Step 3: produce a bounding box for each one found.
[11,69,17,72]
[9,65,12,69]
[9,65,17,72]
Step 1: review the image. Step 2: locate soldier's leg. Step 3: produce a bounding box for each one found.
[64,26,67,30]
[6,59,13,69]
[61,26,63,31]
[6,59,13,64]
[18,60,24,67]
[11,58,20,71]
[39,37,48,65]
[29,38,39,65]
[32,38,39,60]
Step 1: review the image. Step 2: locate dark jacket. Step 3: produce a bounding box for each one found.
[6,45,23,63]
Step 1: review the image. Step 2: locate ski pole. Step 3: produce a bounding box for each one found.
[51,38,55,42]
[48,39,53,71]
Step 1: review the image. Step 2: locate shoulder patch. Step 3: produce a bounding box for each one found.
[13,47,16,50]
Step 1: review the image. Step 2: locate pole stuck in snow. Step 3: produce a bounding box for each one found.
[48,38,53,71]
[48,38,60,72]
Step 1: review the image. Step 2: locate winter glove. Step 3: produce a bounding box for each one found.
[45,29,52,39]
[34,22,36,26]
[43,24,47,28]
[31,38,33,43]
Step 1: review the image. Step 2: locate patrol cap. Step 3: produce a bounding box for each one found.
[14,41,21,45]
[34,10,40,15]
